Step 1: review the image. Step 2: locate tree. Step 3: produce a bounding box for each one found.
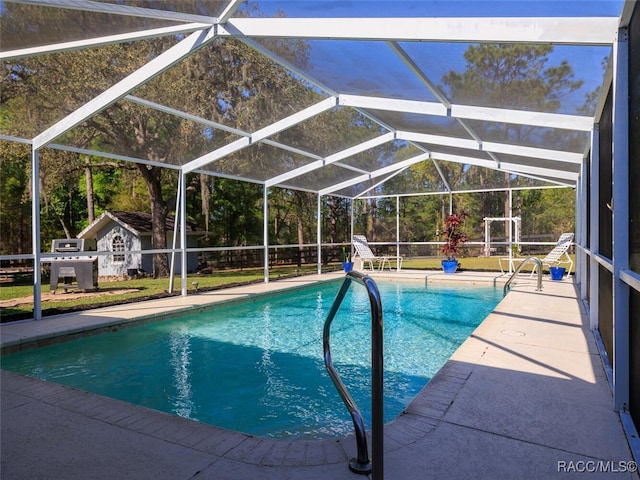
[0,141,30,255]
[441,44,583,238]
[1,3,317,275]
[2,5,174,267]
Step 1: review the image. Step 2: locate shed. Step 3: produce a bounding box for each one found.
[77,211,200,277]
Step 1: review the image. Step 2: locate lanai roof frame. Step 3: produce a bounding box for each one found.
[1,0,623,197]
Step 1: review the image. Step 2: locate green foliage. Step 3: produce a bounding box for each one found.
[442,44,583,110]
[207,178,263,246]
[321,196,350,244]
[0,8,576,263]
[401,196,442,242]
[522,188,576,235]
[0,141,31,254]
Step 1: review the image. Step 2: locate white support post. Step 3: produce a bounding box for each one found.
[575,164,582,290]
[32,147,42,320]
[589,125,600,331]
[263,186,269,283]
[350,199,355,265]
[168,173,181,294]
[579,160,589,299]
[396,195,401,271]
[484,219,490,257]
[317,195,322,275]
[180,173,188,297]
[611,26,630,413]
[508,189,514,272]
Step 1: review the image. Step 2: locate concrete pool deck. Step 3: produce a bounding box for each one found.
[1,270,637,479]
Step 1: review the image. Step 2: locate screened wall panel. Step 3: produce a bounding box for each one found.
[586,257,590,304]
[598,264,614,364]
[628,0,640,430]
[630,1,640,275]
[598,88,613,260]
[631,289,640,428]
[586,152,591,250]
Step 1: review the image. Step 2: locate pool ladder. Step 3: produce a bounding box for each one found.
[323,270,384,479]
[503,256,543,295]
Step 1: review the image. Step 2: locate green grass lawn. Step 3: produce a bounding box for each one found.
[0,265,332,322]
[1,255,569,322]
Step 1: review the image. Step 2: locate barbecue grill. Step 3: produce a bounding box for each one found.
[49,239,98,294]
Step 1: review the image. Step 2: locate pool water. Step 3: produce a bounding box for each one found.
[1,280,501,439]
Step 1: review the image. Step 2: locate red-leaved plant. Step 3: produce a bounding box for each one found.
[441,212,468,261]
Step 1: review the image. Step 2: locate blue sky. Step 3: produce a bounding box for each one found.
[244,1,615,115]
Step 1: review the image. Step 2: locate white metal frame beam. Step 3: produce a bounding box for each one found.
[387,41,452,106]
[339,94,446,117]
[221,17,618,45]
[217,0,244,23]
[499,161,579,182]
[33,28,217,149]
[398,131,583,165]
[126,95,247,136]
[359,183,569,200]
[429,152,578,183]
[481,141,583,164]
[135,89,583,192]
[396,131,478,150]
[386,42,502,170]
[0,23,212,60]
[451,104,594,131]
[265,131,395,188]
[48,143,179,170]
[126,95,325,163]
[319,152,430,195]
[183,97,337,174]
[339,94,594,131]
[611,25,630,413]
[320,143,576,196]
[13,0,218,23]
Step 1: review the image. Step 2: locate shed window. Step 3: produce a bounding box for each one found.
[112,235,125,262]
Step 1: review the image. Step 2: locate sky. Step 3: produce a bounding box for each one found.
[241,0,617,115]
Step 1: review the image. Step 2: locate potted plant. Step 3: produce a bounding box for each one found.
[441,212,468,274]
[342,246,354,272]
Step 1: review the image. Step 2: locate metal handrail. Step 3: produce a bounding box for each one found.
[503,256,543,295]
[323,270,384,478]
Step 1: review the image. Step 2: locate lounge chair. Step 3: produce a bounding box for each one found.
[532,232,574,276]
[499,251,523,275]
[352,235,402,271]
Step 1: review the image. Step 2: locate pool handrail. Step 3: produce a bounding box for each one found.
[503,256,543,295]
[323,270,383,478]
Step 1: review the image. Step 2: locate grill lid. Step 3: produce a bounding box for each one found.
[51,239,84,253]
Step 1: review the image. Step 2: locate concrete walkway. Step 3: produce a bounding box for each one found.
[1,271,637,479]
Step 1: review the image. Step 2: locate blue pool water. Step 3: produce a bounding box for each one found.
[1,280,501,439]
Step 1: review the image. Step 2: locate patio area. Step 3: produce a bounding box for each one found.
[1,271,636,479]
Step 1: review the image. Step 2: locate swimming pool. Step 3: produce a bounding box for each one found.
[1,279,501,439]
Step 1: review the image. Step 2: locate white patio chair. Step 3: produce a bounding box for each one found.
[532,232,574,276]
[352,235,402,271]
